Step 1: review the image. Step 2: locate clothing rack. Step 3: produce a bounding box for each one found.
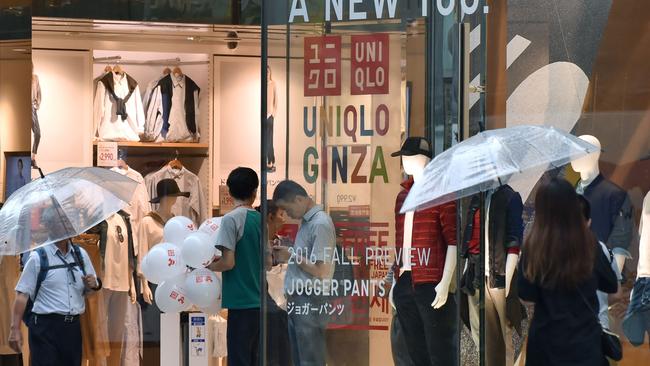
[92,56,209,66]
[124,152,209,158]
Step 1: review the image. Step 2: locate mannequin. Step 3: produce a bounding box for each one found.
[100,211,138,366]
[138,179,187,365]
[31,73,41,166]
[638,192,650,279]
[390,137,458,366]
[266,65,278,172]
[464,185,524,366]
[571,135,632,272]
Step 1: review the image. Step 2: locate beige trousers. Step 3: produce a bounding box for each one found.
[468,280,515,366]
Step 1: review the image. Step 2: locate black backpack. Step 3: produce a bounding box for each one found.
[22,243,86,325]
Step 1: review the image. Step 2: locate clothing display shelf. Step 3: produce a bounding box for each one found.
[92,141,209,149]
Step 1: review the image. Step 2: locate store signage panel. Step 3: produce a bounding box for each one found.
[304,36,342,96]
[189,314,208,366]
[97,142,118,167]
[351,34,389,95]
[289,0,490,23]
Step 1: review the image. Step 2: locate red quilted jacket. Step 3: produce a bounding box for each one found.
[393,178,458,285]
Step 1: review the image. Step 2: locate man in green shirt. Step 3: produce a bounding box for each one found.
[209,167,261,366]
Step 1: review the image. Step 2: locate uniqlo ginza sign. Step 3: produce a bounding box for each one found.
[304,36,342,96]
[351,34,389,95]
[304,34,389,96]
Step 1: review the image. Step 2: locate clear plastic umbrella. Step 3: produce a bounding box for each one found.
[400,125,599,213]
[0,167,138,254]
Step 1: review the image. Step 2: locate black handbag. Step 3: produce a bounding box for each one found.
[578,290,623,361]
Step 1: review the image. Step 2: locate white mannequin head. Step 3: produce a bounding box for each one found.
[571,135,601,182]
[402,154,430,182]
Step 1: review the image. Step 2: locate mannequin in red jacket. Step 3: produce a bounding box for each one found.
[389,137,458,366]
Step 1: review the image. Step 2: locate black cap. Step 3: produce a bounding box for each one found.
[150,179,190,204]
[391,137,432,158]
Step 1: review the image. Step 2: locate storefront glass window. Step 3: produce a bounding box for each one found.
[0,1,649,365]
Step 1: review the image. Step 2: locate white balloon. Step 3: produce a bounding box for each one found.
[198,217,222,243]
[181,232,217,269]
[184,268,221,308]
[142,243,186,284]
[164,216,196,246]
[199,296,222,315]
[155,274,191,313]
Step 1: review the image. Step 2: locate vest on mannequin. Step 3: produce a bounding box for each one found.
[638,192,650,279]
[571,135,631,272]
[400,154,457,309]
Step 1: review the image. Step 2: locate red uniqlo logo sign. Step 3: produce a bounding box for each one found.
[304,36,342,96]
[351,34,389,95]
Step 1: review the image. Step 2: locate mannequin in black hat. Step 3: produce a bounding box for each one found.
[388,137,459,366]
[138,179,190,365]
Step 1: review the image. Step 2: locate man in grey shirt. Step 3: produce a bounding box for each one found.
[273,180,336,366]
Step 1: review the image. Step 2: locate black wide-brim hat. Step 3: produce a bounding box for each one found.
[150,178,190,204]
[391,136,433,158]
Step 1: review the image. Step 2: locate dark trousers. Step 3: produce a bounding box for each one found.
[227,308,260,366]
[265,116,275,165]
[391,312,415,366]
[394,272,458,366]
[287,295,327,366]
[28,314,82,366]
[267,295,292,366]
[32,105,41,155]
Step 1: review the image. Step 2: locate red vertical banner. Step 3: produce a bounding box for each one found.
[304,36,342,96]
[350,34,390,95]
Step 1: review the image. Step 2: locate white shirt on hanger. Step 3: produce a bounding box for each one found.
[110,166,150,257]
[145,74,200,143]
[166,75,198,143]
[94,72,145,142]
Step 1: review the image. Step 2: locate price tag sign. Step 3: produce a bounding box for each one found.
[97,142,118,167]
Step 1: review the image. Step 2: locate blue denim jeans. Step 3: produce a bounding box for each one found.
[623,277,650,347]
[287,295,328,366]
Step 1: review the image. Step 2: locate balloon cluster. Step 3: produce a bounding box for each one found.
[141,216,223,314]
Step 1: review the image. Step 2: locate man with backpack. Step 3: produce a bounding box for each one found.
[8,206,101,365]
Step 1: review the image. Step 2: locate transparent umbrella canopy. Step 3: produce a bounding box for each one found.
[0,167,138,254]
[400,125,600,213]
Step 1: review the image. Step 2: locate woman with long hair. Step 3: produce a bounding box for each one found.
[518,178,618,365]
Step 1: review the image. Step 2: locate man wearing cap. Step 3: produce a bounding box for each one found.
[8,206,101,365]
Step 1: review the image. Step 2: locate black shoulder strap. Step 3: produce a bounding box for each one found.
[71,243,86,276]
[33,247,49,302]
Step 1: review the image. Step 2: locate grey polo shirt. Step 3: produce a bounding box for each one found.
[15,243,96,316]
[284,205,336,293]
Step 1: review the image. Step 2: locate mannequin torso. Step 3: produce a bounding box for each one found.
[399,154,457,309]
[639,192,650,278]
[572,135,631,272]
